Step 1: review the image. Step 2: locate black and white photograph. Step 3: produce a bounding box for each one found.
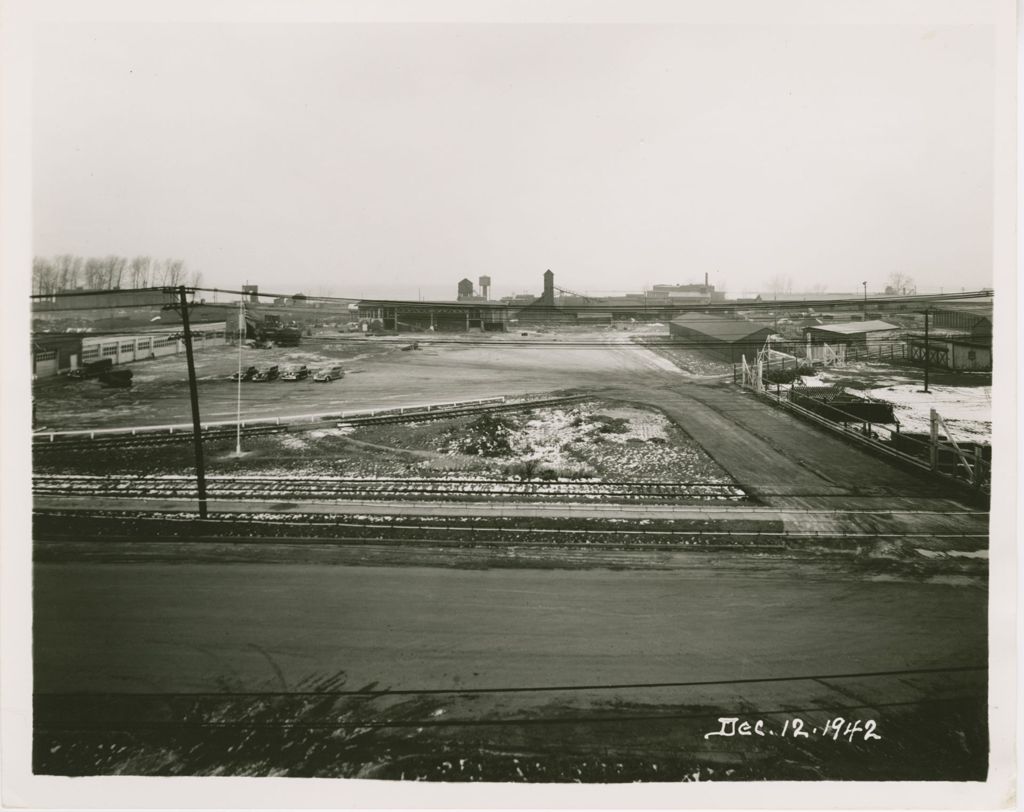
[0,0,1017,807]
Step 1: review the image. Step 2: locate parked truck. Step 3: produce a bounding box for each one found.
[68,358,114,380]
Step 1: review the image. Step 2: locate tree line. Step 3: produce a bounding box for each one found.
[764,272,916,297]
[32,255,203,297]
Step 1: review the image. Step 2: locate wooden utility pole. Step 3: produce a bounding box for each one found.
[923,308,931,394]
[177,286,208,518]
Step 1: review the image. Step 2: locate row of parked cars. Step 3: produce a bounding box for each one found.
[228,364,345,383]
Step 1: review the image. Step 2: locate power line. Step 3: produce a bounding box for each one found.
[30,284,994,312]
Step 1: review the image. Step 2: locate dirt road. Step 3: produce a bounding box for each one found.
[35,562,985,696]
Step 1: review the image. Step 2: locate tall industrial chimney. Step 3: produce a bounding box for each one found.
[478,276,491,301]
[542,270,555,306]
[704,272,709,289]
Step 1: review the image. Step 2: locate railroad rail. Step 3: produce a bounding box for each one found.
[33,474,746,503]
[33,424,291,452]
[32,510,988,543]
[33,393,589,452]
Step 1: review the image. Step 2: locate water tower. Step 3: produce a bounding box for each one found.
[478,276,491,301]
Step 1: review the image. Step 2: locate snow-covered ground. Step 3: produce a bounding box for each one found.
[504,405,676,475]
[797,373,991,443]
[861,384,991,443]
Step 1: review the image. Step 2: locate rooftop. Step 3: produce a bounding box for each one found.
[670,313,773,341]
[806,320,900,335]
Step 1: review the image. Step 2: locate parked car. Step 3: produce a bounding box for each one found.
[313,366,345,382]
[228,365,259,382]
[280,365,309,381]
[252,365,279,382]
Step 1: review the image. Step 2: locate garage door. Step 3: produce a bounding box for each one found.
[34,350,58,377]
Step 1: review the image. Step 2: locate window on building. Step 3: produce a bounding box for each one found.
[82,347,100,361]
[967,350,976,361]
[120,341,135,353]
[101,344,118,357]
[35,350,56,362]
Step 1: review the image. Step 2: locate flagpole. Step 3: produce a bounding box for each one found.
[236,299,244,455]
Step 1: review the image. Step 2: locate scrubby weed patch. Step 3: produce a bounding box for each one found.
[435,401,733,483]
[35,683,985,781]
[447,413,517,457]
[35,399,741,495]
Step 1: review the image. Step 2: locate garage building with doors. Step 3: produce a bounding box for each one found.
[31,334,83,378]
[32,323,228,378]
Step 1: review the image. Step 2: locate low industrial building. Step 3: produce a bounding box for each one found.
[31,334,83,378]
[907,335,992,372]
[930,308,992,339]
[32,323,229,378]
[78,324,228,367]
[356,300,509,332]
[803,320,901,350]
[668,313,773,362]
[904,306,993,371]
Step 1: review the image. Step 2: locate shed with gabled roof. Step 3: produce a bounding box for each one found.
[668,313,773,362]
[804,320,901,351]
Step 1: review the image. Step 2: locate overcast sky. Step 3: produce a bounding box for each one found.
[33,22,995,300]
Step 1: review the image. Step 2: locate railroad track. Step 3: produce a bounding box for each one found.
[32,394,588,452]
[33,474,746,502]
[33,425,289,452]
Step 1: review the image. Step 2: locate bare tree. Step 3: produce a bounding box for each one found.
[53,254,83,291]
[162,259,187,286]
[38,253,192,291]
[128,256,152,289]
[83,257,108,289]
[886,272,916,296]
[102,255,128,288]
[32,257,60,296]
[766,274,793,295]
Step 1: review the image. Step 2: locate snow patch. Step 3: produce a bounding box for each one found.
[863,384,991,443]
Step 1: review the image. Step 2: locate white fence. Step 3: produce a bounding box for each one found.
[804,342,846,366]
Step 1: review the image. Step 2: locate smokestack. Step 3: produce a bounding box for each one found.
[704,272,709,289]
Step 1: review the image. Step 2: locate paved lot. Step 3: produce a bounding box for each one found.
[33,332,684,431]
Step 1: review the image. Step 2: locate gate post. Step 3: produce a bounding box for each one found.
[929,408,939,470]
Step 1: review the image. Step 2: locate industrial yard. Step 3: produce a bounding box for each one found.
[17,13,1009,799]
[30,303,992,781]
